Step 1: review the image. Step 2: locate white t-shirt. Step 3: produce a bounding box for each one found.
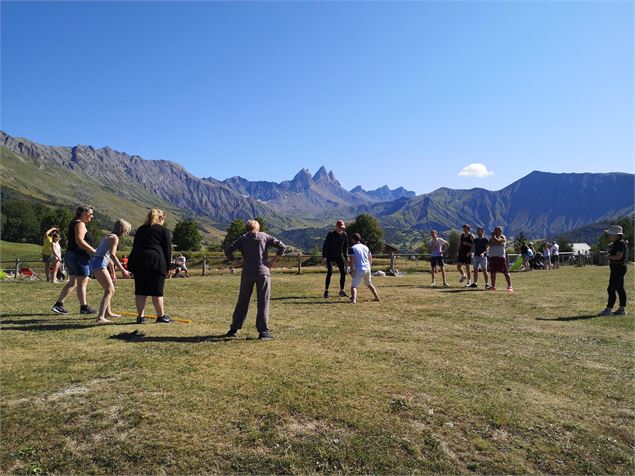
[489,236,506,258]
[351,243,371,272]
[543,247,551,257]
[550,243,559,255]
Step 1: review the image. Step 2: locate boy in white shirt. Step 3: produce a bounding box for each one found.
[348,233,381,304]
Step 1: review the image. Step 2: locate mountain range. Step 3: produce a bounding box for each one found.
[1,130,633,251]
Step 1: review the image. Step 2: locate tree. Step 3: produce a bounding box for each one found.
[172,220,203,251]
[0,201,41,243]
[255,216,269,233]
[347,214,384,253]
[41,207,73,242]
[513,231,528,253]
[556,235,573,253]
[222,219,246,249]
[447,230,460,260]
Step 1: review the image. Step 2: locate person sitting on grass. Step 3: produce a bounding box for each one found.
[174,253,190,277]
[348,233,381,304]
[429,230,449,288]
[89,219,132,323]
[487,226,513,293]
[598,225,628,316]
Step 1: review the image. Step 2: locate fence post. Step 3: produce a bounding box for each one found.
[202,255,207,276]
[297,252,302,275]
[14,258,20,279]
[577,251,582,267]
[390,252,395,270]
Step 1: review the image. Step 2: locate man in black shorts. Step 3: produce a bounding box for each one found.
[457,224,474,286]
[322,220,349,298]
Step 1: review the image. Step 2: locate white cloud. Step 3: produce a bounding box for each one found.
[458,163,494,178]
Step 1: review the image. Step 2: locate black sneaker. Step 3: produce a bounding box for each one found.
[469,282,478,288]
[156,315,172,323]
[136,316,146,324]
[258,332,274,340]
[339,290,349,297]
[323,291,330,298]
[52,303,69,315]
[225,329,238,338]
[80,306,97,315]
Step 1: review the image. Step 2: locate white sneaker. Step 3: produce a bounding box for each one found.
[443,283,450,288]
[430,282,436,287]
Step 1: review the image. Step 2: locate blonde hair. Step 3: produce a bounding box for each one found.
[144,209,164,226]
[112,219,132,237]
[245,219,260,232]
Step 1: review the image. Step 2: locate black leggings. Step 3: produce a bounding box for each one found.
[325,257,346,291]
[607,264,627,308]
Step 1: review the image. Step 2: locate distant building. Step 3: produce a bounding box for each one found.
[383,243,400,255]
[572,243,591,255]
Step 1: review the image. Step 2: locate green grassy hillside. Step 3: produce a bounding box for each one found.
[0,240,42,262]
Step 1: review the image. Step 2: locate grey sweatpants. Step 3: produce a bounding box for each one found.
[230,274,271,333]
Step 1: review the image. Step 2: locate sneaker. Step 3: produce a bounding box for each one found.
[136,316,146,324]
[52,303,69,315]
[338,290,349,298]
[469,282,478,288]
[430,281,436,287]
[459,275,466,283]
[465,281,472,287]
[485,284,490,289]
[506,286,514,293]
[258,332,274,340]
[80,305,97,315]
[323,291,329,299]
[597,308,612,316]
[225,329,237,338]
[443,283,450,288]
[155,315,172,323]
[612,309,628,316]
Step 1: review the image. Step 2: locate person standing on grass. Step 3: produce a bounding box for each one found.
[89,219,132,324]
[42,226,58,281]
[349,233,380,304]
[128,209,172,324]
[429,230,449,287]
[322,219,349,298]
[598,225,628,316]
[470,227,490,289]
[49,231,63,283]
[52,206,98,315]
[457,224,474,286]
[224,219,286,340]
[550,241,560,269]
[488,226,513,293]
[543,242,552,270]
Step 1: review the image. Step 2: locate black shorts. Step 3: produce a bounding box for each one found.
[457,253,472,265]
[551,255,558,264]
[431,256,444,268]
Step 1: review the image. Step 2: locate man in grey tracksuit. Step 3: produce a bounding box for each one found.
[224,219,286,340]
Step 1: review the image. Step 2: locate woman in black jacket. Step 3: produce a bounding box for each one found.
[128,209,172,323]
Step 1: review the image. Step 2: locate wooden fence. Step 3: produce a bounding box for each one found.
[0,251,601,280]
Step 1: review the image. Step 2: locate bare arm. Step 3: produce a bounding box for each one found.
[44,227,58,239]
[108,235,130,276]
[75,222,96,254]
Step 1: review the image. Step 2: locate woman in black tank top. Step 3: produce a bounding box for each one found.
[51,206,98,316]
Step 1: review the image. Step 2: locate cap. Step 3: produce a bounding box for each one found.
[605,225,624,235]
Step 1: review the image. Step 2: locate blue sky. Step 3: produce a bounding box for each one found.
[2,1,633,195]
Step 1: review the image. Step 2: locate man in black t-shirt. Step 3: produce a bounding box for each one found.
[470,227,490,288]
[457,224,474,286]
[598,225,628,316]
[322,220,349,298]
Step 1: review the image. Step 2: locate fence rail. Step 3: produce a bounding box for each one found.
[0,250,605,280]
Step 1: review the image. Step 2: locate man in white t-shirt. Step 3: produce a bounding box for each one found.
[348,233,381,304]
[550,242,560,269]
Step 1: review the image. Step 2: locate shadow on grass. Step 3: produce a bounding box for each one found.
[0,312,64,318]
[271,296,313,300]
[1,322,138,332]
[279,300,344,305]
[535,314,604,322]
[441,289,487,293]
[109,331,261,343]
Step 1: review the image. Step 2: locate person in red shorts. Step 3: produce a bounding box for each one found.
[487,226,513,293]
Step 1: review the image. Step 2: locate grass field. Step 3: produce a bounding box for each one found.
[1,266,633,474]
